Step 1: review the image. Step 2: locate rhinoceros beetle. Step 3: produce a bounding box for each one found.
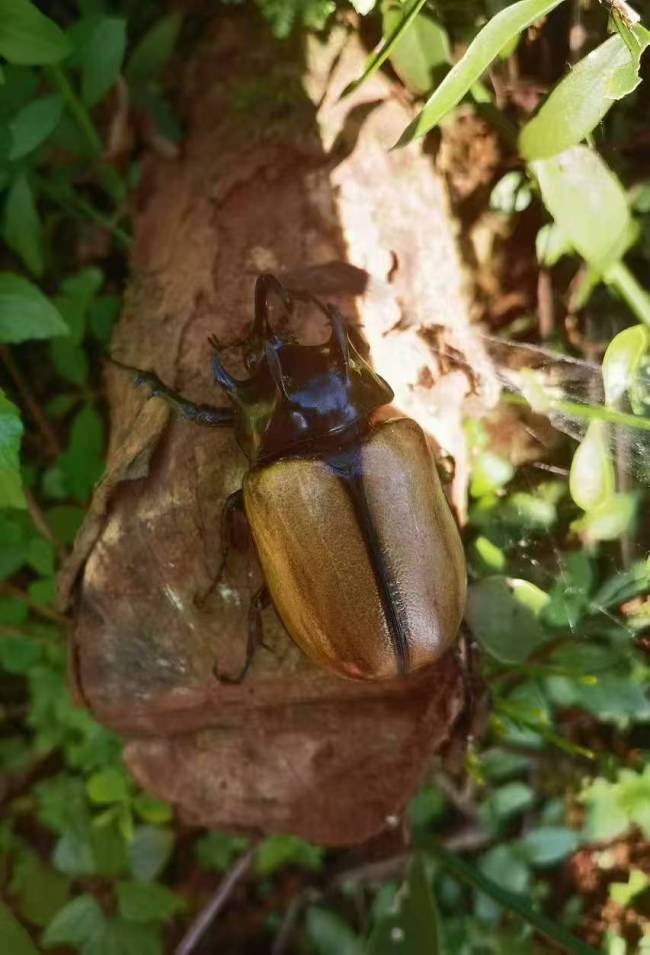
[112,274,467,681]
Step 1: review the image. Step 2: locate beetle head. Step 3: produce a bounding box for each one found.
[210,274,393,462]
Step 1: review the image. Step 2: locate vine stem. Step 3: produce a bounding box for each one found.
[605,261,650,327]
[45,65,103,155]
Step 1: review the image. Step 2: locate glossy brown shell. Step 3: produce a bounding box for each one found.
[243,416,466,680]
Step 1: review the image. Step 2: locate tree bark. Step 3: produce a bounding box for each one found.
[60,11,493,846]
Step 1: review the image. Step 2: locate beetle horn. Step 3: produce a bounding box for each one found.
[264,341,291,399]
[254,274,294,339]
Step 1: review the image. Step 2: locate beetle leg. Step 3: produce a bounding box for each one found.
[215,585,271,685]
[194,488,245,607]
[108,357,234,427]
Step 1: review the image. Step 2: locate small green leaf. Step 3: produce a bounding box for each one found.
[59,404,104,501]
[481,782,535,829]
[46,504,84,544]
[306,908,364,955]
[195,831,248,873]
[0,273,67,343]
[381,0,450,96]
[574,492,637,542]
[117,881,185,923]
[470,451,514,497]
[86,767,129,804]
[531,146,631,274]
[126,12,183,86]
[602,324,649,407]
[471,535,506,573]
[0,900,39,955]
[368,855,443,954]
[609,869,649,907]
[489,170,532,213]
[81,17,127,106]
[255,834,323,876]
[2,173,43,276]
[518,826,579,866]
[519,26,650,160]
[0,0,71,65]
[42,893,105,947]
[535,222,572,266]
[8,92,64,158]
[0,390,25,509]
[86,918,162,955]
[132,794,172,825]
[395,0,565,146]
[10,849,69,927]
[342,0,428,97]
[52,830,96,877]
[50,340,89,386]
[569,420,615,511]
[466,576,550,664]
[128,826,174,882]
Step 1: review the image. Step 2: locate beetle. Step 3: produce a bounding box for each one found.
[112,274,466,681]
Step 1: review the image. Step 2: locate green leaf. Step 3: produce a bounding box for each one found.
[255,834,323,876]
[45,504,84,544]
[519,26,650,160]
[132,794,172,825]
[86,918,162,955]
[128,826,174,882]
[2,173,43,276]
[531,146,631,274]
[59,404,104,501]
[573,492,637,542]
[489,171,532,213]
[395,0,565,147]
[126,12,183,86]
[50,340,89,386]
[117,881,185,923]
[471,535,506,573]
[81,17,127,107]
[466,576,550,664]
[8,92,64,159]
[306,908,364,955]
[52,830,96,877]
[0,901,39,955]
[341,0,429,97]
[0,273,67,343]
[0,0,70,65]
[381,1,450,96]
[0,390,25,508]
[195,831,248,873]
[10,849,69,927]
[609,869,649,907]
[480,782,535,829]
[569,420,615,511]
[470,450,514,497]
[535,222,572,266]
[367,855,443,954]
[86,767,129,804]
[518,826,579,866]
[601,324,649,407]
[42,893,105,947]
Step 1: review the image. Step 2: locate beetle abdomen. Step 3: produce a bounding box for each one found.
[243,417,466,681]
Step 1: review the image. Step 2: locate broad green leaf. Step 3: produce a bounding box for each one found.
[475,844,531,920]
[367,855,443,954]
[381,0,450,96]
[8,92,64,158]
[85,918,162,955]
[0,390,25,509]
[81,17,127,106]
[0,0,70,65]
[602,324,649,406]
[59,404,104,501]
[116,882,185,923]
[52,830,96,877]
[466,576,550,663]
[2,174,43,276]
[341,0,429,97]
[196,830,249,873]
[574,492,637,542]
[569,420,615,511]
[0,273,67,342]
[0,901,39,955]
[50,340,88,386]
[395,0,565,146]
[520,26,650,159]
[306,908,364,955]
[42,894,105,947]
[9,849,69,927]
[531,146,631,274]
[592,560,650,608]
[480,781,535,829]
[518,826,580,866]
[126,12,183,86]
[128,826,174,882]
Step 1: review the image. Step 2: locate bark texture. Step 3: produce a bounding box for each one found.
[60,13,494,846]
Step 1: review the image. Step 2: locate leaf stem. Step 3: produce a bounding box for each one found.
[46,65,103,155]
[605,261,650,327]
[421,839,600,955]
[502,392,650,432]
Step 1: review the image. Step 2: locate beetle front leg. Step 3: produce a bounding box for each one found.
[215,585,271,685]
[108,358,234,428]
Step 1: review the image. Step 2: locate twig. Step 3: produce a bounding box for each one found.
[536,269,555,340]
[24,489,58,549]
[175,846,256,955]
[271,896,305,955]
[0,347,61,458]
